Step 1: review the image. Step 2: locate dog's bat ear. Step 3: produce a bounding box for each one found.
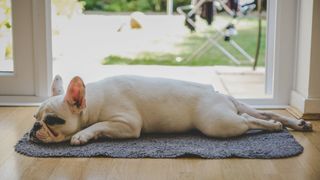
[64,76,86,113]
[51,75,64,96]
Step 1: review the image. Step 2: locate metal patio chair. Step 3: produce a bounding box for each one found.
[177,0,256,65]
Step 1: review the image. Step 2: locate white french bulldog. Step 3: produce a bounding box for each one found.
[29,75,312,145]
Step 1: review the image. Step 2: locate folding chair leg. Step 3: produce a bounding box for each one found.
[229,40,254,62]
[208,38,241,65]
[186,40,211,61]
[186,32,222,61]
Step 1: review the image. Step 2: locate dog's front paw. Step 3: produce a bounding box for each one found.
[71,132,93,145]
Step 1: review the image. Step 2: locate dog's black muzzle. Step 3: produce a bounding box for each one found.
[28,122,42,143]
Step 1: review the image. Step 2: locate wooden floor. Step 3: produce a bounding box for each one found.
[0,107,319,180]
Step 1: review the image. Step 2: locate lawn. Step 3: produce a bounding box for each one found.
[102,15,266,66]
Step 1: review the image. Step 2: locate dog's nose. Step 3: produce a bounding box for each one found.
[32,122,42,132]
[29,122,42,143]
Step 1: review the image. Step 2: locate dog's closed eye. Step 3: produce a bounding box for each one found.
[44,115,66,126]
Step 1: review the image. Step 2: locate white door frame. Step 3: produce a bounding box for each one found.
[240,0,297,108]
[0,0,52,105]
[0,0,298,107]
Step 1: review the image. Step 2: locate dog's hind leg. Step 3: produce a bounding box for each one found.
[241,113,283,131]
[256,111,312,131]
[229,96,312,131]
[197,112,282,138]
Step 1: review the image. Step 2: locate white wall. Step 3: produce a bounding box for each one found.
[309,0,320,99]
[290,0,320,114]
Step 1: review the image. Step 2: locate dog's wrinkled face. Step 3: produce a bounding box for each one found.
[29,75,86,143]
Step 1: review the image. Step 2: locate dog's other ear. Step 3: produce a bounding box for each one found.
[51,75,64,96]
[64,76,86,113]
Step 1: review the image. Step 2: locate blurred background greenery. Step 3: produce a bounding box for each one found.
[79,0,188,12]
[102,17,266,66]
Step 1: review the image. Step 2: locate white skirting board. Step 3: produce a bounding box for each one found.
[290,90,320,119]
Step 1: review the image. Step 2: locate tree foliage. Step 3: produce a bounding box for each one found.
[52,0,85,17]
[0,0,11,31]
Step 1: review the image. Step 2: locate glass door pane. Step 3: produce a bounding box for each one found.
[0,0,38,96]
[0,0,13,72]
[52,0,269,100]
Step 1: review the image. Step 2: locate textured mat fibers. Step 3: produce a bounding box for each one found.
[15,129,303,159]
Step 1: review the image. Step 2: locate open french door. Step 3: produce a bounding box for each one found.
[240,0,297,107]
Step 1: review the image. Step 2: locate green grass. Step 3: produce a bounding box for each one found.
[102,17,266,66]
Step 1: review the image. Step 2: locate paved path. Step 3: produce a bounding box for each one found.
[53,62,266,98]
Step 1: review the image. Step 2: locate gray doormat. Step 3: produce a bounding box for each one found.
[15,129,303,159]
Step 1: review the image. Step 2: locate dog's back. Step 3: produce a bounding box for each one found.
[86,75,224,133]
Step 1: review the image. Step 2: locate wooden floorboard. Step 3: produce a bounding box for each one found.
[0,107,319,180]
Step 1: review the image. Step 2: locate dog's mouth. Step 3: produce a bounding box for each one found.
[46,125,58,137]
[29,123,59,143]
[29,132,42,143]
